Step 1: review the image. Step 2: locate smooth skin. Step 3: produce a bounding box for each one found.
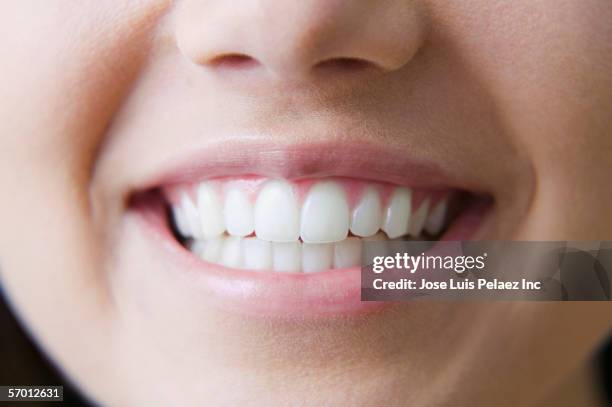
[0,1,611,406]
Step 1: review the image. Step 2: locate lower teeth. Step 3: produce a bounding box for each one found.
[185,232,432,273]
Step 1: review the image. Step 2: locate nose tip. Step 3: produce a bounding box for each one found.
[176,0,428,81]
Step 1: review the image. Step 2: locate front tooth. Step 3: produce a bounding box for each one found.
[425,199,448,235]
[408,199,430,237]
[254,180,300,242]
[220,236,243,268]
[243,238,272,270]
[302,243,333,272]
[198,238,224,263]
[197,183,225,238]
[224,185,254,237]
[300,181,349,243]
[350,187,383,237]
[272,242,302,272]
[180,193,203,238]
[382,187,412,239]
[333,237,362,269]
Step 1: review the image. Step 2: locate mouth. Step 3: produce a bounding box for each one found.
[127,142,493,317]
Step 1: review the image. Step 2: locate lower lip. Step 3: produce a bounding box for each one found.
[130,192,489,319]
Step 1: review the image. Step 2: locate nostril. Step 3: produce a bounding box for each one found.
[314,57,375,73]
[208,53,259,69]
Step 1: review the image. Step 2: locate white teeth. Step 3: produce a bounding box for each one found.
[190,237,362,272]
[220,236,243,268]
[408,199,430,237]
[197,183,225,238]
[333,237,362,269]
[198,239,224,263]
[425,199,448,235]
[382,187,412,239]
[172,204,191,237]
[254,180,300,242]
[300,181,349,243]
[302,243,333,273]
[224,185,254,237]
[176,178,453,271]
[180,193,203,238]
[243,237,271,270]
[350,187,383,237]
[272,242,302,272]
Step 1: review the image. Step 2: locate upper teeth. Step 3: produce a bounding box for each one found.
[350,186,382,238]
[300,181,349,243]
[172,178,448,244]
[254,180,300,242]
[382,187,413,239]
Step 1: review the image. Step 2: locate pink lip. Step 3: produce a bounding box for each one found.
[128,141,491,318]
[135,139,477,191]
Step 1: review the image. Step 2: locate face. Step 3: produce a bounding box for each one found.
[1,1,611,405]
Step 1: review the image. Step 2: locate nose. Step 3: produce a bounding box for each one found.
[175,0,428,81]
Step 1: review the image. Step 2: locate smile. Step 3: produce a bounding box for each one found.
[127,142,492,316]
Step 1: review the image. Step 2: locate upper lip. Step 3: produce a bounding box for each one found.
[132,138,480,193]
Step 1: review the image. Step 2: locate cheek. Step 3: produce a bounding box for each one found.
[0,2,167,187]
[432,0,612,238]
[0,0,169,394]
